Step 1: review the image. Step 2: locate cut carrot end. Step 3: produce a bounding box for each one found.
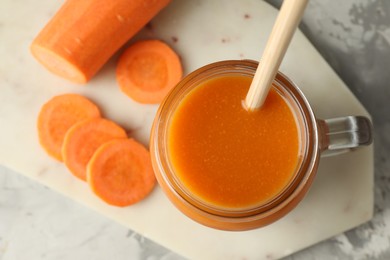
[37,94,101,161]
[31,43,88,84]
[116,40,183,104]
[62,118,127,181]
[87,138,156,207]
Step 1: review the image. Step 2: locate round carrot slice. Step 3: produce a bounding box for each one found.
[116,40,183,104]
[62,118,127,181]
[87,138,156,207]
[37,94,101,161]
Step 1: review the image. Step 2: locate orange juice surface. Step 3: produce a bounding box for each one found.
[168,75,300,209]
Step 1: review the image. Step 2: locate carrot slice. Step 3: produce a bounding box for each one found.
[30,0,171,83]
[37,94,100,161]
[116,40,183,104]
[87,138,156,207]
[62,118,127,181]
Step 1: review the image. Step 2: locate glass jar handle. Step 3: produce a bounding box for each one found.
[317,116,373,157]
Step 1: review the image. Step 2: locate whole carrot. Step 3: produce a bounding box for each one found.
[31,0,171,84]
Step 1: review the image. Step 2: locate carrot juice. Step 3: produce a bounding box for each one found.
[167,75,300,210]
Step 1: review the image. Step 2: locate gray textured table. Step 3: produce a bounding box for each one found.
[1,0,389,259]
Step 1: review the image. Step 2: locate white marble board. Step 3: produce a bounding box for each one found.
[0,0,374,259]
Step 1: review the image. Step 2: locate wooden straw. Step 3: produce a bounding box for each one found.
[245,0,308,111]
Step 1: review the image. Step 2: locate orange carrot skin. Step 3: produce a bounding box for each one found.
[31,0,171,83]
